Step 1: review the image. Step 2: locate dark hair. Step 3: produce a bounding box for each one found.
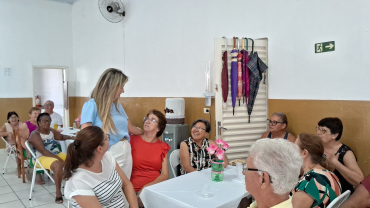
[318,117,343,141]
[7,111,19,123]
[36,113,51,127]
[63,126,105,180]
[272,112,288,128]
[146,109,167,137]
[29,107,41,114]
[191,119,211,133]
[298,133,333,171]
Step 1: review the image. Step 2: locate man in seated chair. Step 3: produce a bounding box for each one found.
[243,138,303,208]
[28,113,74,204]
[43,100,63,128]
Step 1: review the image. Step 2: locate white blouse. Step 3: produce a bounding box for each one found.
[64,151,125,208]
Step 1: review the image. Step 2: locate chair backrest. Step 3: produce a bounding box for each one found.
[327,190,351,208]
[169,149,180,177]
[25,141,37,160]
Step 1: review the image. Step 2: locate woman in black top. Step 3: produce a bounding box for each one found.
[317,117,364,194]
[261,112,296,143]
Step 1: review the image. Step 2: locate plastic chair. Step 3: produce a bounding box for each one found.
[25,140,56,200]
[1,137,17,174]
[327,190,351,208]
[169,149,180,177]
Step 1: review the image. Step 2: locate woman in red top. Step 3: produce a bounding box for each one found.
[130,109,170,207]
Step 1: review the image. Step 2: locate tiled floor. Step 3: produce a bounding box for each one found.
[0,149,69,208]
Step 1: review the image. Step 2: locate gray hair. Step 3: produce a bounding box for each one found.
[45,100,54,105]
[250,138,302,195]
[272,112,288,128]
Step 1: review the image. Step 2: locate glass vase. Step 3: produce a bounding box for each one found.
[211,160,224,182]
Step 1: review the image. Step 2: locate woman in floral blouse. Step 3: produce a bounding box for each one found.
[179,119,228,175]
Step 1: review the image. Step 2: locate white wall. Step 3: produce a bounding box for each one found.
[0,0,73,98]
[33,68,64,118]
[72,0,370,100]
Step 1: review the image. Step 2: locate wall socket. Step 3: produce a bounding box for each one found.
[204,108,210,114]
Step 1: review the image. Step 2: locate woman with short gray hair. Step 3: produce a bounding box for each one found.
[244,138,302,207]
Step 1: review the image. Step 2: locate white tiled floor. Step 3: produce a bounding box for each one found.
[0,149,69,208]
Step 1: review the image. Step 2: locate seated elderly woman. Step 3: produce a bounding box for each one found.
[64,126,138,208]
[179,119,228,175]
[20,107,41,148]
[130,109,170,207]
[339,174,370,208]
[19,107,44,184]
[317,117,364,194]
[0,111,22,175]
[292,133,341,208]
[28,113,75,204]
[244,138,302,208]
[261,112,296,143]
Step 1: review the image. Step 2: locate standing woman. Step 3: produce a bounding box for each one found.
[81,68,143,180]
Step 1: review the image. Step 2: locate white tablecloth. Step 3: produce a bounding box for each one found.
[59,127,79,153]
[140,166,250,208]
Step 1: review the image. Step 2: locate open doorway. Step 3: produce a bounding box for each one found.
[32,66,69,127]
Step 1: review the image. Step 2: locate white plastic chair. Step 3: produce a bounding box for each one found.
[327,190,351,208]
[25,140,56,200]
[1,137,17,174]
[169,149,180,177]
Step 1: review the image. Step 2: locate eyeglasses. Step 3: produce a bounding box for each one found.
[267,119,283,126]
[192,126,206,132]
[144,117,158,124]
[9,116,18,120]
[316,126,329,134]
[106,134,110,141]
[243,167,273,183]
[44,104,53,107]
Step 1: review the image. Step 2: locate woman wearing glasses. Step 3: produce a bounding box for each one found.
[0,111,22,175]
[261,112,296,143]
[0,111,21,151]
[179,119,229,175]
[317,117,364,194]
[130,110,170,207]
[81,68,143,181]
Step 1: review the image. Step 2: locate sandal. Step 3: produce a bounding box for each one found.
[55,196,63,204]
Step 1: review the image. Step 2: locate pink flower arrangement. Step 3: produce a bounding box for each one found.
[206,139,229,160]
[75,115,81,128]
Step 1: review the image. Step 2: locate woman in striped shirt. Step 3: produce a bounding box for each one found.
[64,126,138,208]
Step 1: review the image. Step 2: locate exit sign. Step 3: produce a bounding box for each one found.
[315,41,335,53]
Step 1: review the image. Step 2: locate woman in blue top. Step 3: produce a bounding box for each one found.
[81,68,143,182]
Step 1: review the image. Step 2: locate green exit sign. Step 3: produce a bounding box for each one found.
[315,41,335,53]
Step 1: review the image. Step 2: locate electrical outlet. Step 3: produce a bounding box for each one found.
[204,108,210,114]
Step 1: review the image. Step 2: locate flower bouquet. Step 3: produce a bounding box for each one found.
[207,139,229,182]
[74,115,81,129]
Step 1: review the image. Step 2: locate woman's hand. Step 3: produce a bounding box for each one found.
[326,152,340,167]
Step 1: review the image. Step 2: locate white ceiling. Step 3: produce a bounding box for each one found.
[47,0,78,5]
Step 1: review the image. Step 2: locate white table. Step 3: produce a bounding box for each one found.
[140,166,250,208]
[59,127,79,153]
